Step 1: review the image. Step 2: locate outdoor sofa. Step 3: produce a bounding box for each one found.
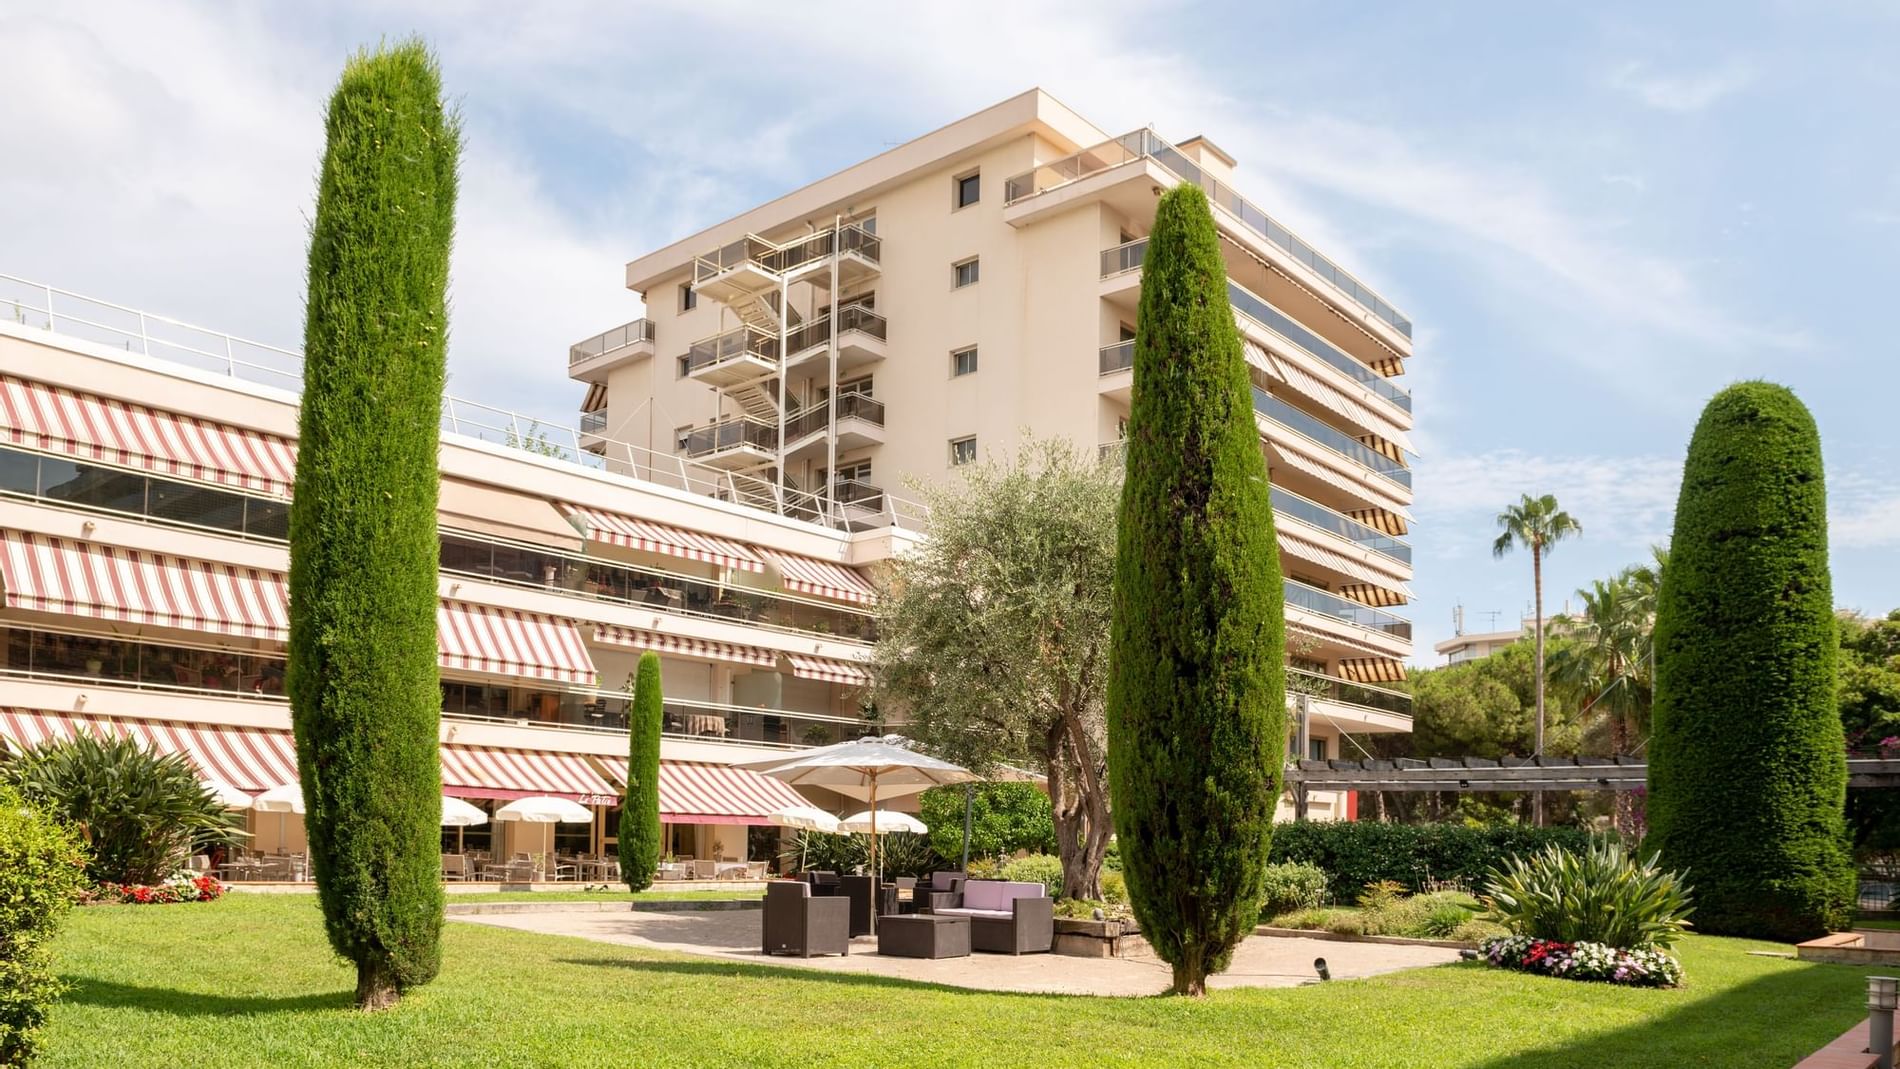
[924,879,1054,954]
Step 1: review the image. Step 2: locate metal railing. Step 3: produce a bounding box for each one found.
[568,318,654,365]
[1256,389,1412,489]
[1287,667,1412,716]
[579,411,607,435]
[0,273,928,533]
[785,304,888,358]
[684,323,779,375]
[1007,131,1412,339]
[679,416,778,459]
[693,223,881,286]
[836,392,885,426]
[1103,237,1411,412]
[1285,579,1411,641]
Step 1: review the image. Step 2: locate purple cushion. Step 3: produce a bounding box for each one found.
[997,881,1046,905]
[963,880,1005,911]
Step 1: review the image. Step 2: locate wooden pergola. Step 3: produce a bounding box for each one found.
[1284,756,1900,792]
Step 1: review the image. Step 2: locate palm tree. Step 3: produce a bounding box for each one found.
[1492,493,1583,764]
[1550,576,1651,836]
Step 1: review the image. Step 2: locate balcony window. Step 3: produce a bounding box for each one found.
[950,346,978,378]
[1309,738,1327,762]
[950,436,977,466]
[679,284,697,312]
[954,171,980,209]
[952,257,980,289]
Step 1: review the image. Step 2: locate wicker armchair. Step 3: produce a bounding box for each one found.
[762,880,849,958]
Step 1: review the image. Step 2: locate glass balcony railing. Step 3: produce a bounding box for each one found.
[785,305,888,357]
[1009,131,1412,339]
[1256,389,1411,489]
[0,443,290,540]
[786,394,885,444]
[1100,340,1135,374]
[569,319,654,365]
[1270,486,1411,566]
[832,478,886,511]
[836,391,885,426]
[443,683,867,747]
[1103,238,1411,413]
[579,411,606,435]
[1285,579,1412,641]
[694,223,881,285]
[684,324,779,375]
[679,417,777,458]
[1287,667,1412,716]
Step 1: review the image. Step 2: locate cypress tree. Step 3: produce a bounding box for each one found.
[1107,184,1286,996]
[619,651,663,892]
[288,40,459,1010]
[1648,382,1853,941]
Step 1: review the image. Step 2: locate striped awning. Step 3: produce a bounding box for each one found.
[754,548,877,605]
[560,504,764,573]
[1276,528,1411,603]
[1260,264,1407,378]
[0,531,289,640]
[592,624,774,668]
[0,708,298,794]
[580,383,608,415]
[600,760,814,826]
[783,652,872,686]
[439,744,618,806]
[1290,622,1406,660]
[0,374,297,497]
[1260,348,1415,454]
[1338,583,1409,609]
[1265,434,1413,518]
[1347,507,1409,537]
[437,602,596,685]
[1338,657,1407,684]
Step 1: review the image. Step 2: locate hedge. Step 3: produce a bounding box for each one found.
[1268,821,1596,902]
[0,785,87,1066]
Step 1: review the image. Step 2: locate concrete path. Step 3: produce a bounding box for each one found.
[452,908,1461,997]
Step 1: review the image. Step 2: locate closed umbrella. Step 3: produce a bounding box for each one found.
[838,809,927,835]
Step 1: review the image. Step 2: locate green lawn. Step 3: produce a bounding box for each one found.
[44,894,1872,1068]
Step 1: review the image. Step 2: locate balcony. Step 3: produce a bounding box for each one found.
[444,686,868,749]
[1256,390,1411,490]
[678,416,777,468]
[1270,486,1411,566]
[1102,237,1411,413]
[568,318,655,383]
[691,224,882,305]
[783,305,888,373]
[783,394,886,458]
[1100,339,1135,374]
[1010,131,1412,340]
[684,325,780,388]
[1288,668,1411,717]
[1285,578,1412,642]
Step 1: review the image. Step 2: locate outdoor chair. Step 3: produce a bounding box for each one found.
[839,874,882,937]
[803,870,841,896]
[441,854,471,881]
[693,860,718,880]
[926,880,1055,954]
[762,880,849,958]
[548,857,578,881]
[745,861,768,880]
[919,870,966,910]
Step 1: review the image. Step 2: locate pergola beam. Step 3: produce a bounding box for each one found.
[1283,757,1900,791]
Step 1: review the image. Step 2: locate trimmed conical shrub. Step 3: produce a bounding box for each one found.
[288,39,460,1010]
[1647,381,1853,941]
[1107,184,1286,995]
[619,651,663,891]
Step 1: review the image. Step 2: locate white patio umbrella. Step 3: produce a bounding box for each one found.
[202,779,254,810]
[442,797,489,854]
[493,796,594,861]
[250,782,305,851]
[838,809,927,835]
[768,805,841,834]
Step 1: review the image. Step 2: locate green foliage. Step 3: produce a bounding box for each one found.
[779,832,864,876]
[1841,611,1900,849]
[1268,891,1499,943]
[1483,842,1695,950]
[1356,879,1410,910]
[289,38,459,1003]
[917,783,1055,864]
[1648,382,1854,941]
[964,856,1002,881]
[999,854,1064,897]
[618,653,662,892]
[873,437,1118,899]
[1107,184,1286,994]
[5,733,243,885]
[0,785,86,1067]
[1258,862,1327,916]
[874,833,947,880]
[1268,821,1596,902]
[1100,869,1127,905]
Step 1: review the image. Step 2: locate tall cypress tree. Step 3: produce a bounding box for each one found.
[619,651,663,892]
[1648,381,1853,941]
[1107,184,1286,996]
[288,40,459,1010]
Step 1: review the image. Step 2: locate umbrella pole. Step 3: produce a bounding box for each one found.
[961,782,974,873]
[868,775,878,936]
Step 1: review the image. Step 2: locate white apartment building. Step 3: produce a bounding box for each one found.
[574,90,1417,815]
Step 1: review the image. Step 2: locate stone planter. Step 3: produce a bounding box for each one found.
[1053,916,1150,958]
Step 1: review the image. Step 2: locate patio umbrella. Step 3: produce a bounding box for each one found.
[442,796,489,854]
[493,796,593,861]
[838,809,926,835]
[769,805,842,874]
[742,736,974,929]
[202,779,254,810]
[250,782,305,852]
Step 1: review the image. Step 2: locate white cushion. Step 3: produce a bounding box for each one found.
[933,907,1012,919]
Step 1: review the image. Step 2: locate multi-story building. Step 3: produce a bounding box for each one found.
[0,275,901,867]
[574,89,1417,818]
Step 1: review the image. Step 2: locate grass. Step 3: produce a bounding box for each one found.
[43,893,1875,1068]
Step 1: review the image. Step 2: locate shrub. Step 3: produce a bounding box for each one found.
[875,833,947,880]
[965,856,1002,881]
[1483,841,1694,950]
[918,783,1056,864]
[1000,854,1065,897]
[0,785,87,1067]
[1648,382,1854,941]
[1100,869,1128,905]
[618,652,662,892]
[1357,879,1410,910]
[1259,862,1328,916]
[779,832,865,875]
[1482,936,1683,988]
[1268,821,1596,901]
[1421,902,1474,939]
[5,733,243,885]
[83,876,225,905]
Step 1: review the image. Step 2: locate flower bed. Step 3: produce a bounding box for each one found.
[1481,935,1683,987]
[82,876,227,905]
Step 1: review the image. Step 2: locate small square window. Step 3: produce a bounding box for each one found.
[950,346,978,377]
[679,284,697,312]
[952,257,980,288]
[954,172,981,209]
[949,436,978,466]
[676,355,691,378]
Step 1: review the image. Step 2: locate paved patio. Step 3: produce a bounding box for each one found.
[451,908,1462,997]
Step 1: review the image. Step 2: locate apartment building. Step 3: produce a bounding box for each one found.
[573,89,1418,819]
[0,278,899,865]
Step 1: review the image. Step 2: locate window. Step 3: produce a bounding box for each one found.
[821,461,873,485]
[679,284,697,312]
[954,171,981,209]
[1119,322,1137,342]
[1308,738,1328,762]
[952,257,980,288]
[676,355,691,378]
[950,436,977,466]
[950,346,978,377]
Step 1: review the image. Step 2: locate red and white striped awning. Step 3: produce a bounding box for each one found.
[783,652,872,687]
[0,531,289,640]
[439,743,618,806]
[754,548,877,605]
[0,374,297,497]
[591,624,774,668]
[1276,528,1412,602]
[0,708,298,794]
[559,504,764,573]
[437,602,596,685]
[600,760,813,826]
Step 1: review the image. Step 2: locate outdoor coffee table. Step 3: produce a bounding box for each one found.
[877,914,971,959]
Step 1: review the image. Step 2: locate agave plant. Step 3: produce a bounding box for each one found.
[1483,840,1694,949]
[4,733,246,885]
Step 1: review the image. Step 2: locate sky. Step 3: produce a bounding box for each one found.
[3,1,1897,664]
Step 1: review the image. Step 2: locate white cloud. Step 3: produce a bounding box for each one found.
[1414,449,1684,547]
[1607,60,1757,113]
